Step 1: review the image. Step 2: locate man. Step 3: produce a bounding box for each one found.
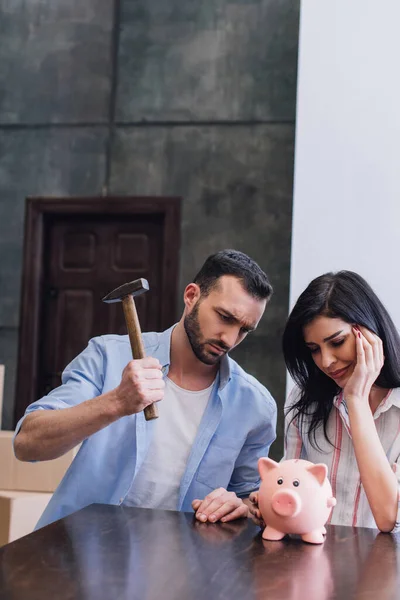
[14,249,277,528]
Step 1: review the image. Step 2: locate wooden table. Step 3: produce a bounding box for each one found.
[0,504,399,599]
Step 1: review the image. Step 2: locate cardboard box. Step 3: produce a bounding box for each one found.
[0,431,78,493]
[0,490,52,546]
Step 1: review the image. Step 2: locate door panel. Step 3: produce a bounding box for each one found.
[15,196,180,424]
[39,213,164,397]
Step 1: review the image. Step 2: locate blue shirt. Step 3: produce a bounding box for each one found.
[14,326,277,529]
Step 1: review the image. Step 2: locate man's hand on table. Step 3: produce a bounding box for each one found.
[192,488,249,523]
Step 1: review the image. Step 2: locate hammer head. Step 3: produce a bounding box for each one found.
[102,278,149,304]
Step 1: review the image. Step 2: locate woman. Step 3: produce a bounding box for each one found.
[250,270,400,532]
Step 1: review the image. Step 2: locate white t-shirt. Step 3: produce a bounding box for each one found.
[124,377,214,510]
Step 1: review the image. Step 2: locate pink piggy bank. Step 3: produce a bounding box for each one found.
[258,458,336,544]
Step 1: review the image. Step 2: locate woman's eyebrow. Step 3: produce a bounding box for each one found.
[323,330,344,342]
[305,330,344,346]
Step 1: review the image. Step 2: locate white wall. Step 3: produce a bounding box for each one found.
[290,0,400,328]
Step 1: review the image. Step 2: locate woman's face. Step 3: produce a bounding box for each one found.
[303,316,357,387]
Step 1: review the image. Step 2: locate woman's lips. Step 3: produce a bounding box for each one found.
[329,365,350,379]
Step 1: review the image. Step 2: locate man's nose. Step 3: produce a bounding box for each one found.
[220,328,240,349]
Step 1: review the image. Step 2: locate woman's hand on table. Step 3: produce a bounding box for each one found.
[247,491,265,528]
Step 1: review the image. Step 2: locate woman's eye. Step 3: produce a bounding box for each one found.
[331,339,345,348]
[309,347,319,354]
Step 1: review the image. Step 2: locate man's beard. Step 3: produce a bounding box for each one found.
[184,301,229,365]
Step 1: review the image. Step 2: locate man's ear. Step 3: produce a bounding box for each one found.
[184,283,201,310]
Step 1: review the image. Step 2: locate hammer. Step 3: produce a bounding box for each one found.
[102,278,159,421]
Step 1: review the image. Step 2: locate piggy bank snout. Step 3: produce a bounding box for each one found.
[271,489,301,518]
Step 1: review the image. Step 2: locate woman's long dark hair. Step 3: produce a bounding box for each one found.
[283,271,400,448]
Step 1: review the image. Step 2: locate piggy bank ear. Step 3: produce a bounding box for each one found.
[258,457,279,481]
[306,463,328,486]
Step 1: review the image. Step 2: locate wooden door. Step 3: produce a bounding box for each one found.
[14,197,181,424]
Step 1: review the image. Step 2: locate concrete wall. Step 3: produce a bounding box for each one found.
[0,0,299,458]
[290,0,400,338]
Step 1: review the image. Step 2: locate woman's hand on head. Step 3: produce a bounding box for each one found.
[343,326,384,402]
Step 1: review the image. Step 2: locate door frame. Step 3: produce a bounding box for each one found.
[14,196,181,426]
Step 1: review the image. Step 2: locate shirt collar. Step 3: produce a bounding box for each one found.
[218,354,231,390]
[334,388,400,420]
[333,391,352,434]
[154,324,232,390]
[374,388,400,416]
[154,325,175,369]
[333,391,344,410]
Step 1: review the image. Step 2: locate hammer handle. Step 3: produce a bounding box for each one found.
[122,295,159,421]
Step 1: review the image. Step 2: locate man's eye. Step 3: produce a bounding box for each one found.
[219,313,231,322]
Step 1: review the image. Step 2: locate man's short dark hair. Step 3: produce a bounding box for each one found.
[193,249,273,300]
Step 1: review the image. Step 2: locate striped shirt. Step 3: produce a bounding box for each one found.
[283,387,400,530]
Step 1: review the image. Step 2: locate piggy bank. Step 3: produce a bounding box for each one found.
[258,458,336,544]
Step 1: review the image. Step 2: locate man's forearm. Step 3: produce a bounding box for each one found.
[14,390,122,461]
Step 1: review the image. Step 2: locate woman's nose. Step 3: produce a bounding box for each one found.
[321,349,335,369]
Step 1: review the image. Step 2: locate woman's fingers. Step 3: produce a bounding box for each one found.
[249,491,259,505]
[357,326,384,371]
[362,333,374,367]
[345,326,385,402]
[353,327,366,366]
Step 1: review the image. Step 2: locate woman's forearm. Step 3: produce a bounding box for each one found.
[347,398,398,532]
